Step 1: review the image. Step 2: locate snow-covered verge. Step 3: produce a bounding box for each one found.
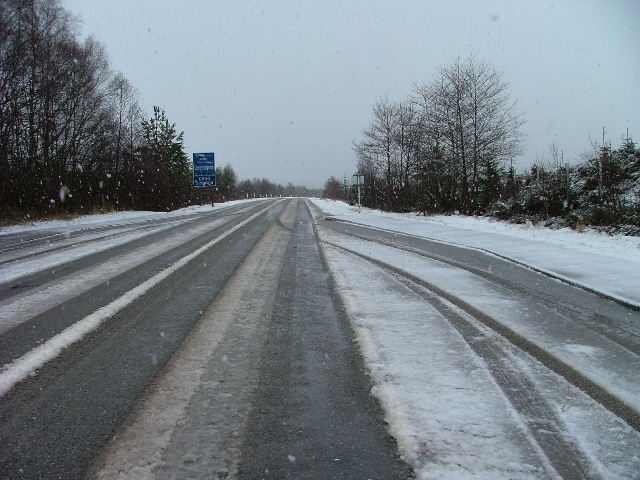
[308,201,640,479]
[0,199,264,235]
[310,199,640,308]
[319,241,640,479]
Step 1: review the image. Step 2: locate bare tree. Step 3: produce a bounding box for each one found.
[104,72,142,207]
[414,55,524,212]
[0,0,118,213]
[354,96,418,210]
[0,0,157,218]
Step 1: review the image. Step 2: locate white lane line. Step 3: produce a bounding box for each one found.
[90,202,295,480]
[0,202,279,397]
[0,201,263,283]
[0,213,249,334]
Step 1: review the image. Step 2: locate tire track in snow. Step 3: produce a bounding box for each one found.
[320,237,639,434]
[319,218,640,353]
[322,216,640,312]
[393,274,598,480]
[319,239,609,479]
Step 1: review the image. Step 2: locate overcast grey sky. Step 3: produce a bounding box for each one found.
[62,0,639,188]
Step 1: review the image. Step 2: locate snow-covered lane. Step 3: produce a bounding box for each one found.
[321,241,640,479]
[0,200,277,371]
[320,230,640,415]
[0,215,233,334]
[311,199,640,308]
[309,201,640,479]
[0,222,178,285]
[0,217,190,264]
[323,244,555,479]
[0,200,265,283]
[0,201,281,396]
[0,198,267,237]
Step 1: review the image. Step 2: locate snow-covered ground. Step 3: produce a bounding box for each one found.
[309,199,640,479]
[0,199,266,284]
[0,201,278,396]
[3,199,638,478]
[0,198,265,235]
[311,199,640,308]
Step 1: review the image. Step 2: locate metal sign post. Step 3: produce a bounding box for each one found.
[352,174,364,211]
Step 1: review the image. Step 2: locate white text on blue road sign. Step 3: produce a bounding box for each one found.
[193,152,216,187]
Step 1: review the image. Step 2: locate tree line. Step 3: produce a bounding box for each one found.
[214,166,321,203]
[324,55,639,232]
[0,0,314,224]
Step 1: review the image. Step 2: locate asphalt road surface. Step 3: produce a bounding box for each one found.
[0,199,410,480]
[1,198,638,479]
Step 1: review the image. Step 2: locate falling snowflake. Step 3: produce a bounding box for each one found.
[59,185,69,202]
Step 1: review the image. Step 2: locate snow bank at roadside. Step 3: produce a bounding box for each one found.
[310,199,640,307]
[0,199,264,235]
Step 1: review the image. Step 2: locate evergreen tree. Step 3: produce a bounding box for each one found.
[138,106,191,210]
[323,176,343,200]
[215,164,238,201]
[576,140,637,225]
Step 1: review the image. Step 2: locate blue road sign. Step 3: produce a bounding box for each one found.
[193,152,216,187]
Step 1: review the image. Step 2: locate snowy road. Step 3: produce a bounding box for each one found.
[0,198,639,479]
[0,199,284,478]
[308,200,640,479]
[0,199,408,480]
